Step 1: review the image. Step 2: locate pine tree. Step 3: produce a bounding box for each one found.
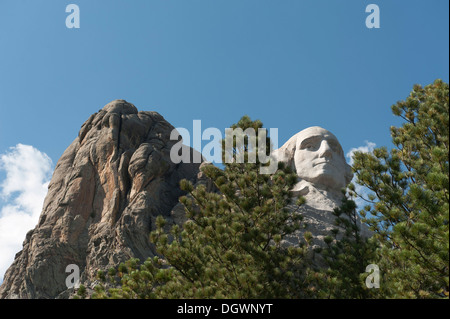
[315,194,379,299]
[349,79,449,298]
[92,116,313,299]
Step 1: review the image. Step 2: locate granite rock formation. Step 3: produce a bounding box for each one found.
[0,109,370,299]
[0,100,202,299]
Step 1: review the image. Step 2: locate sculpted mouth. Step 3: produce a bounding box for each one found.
[313,161,334,168]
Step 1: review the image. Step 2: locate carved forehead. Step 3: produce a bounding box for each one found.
[294,127,340,148]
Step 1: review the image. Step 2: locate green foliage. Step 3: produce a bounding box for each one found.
[91,257,173,299]
[350,79,449,298]
[76,284,87,299]
[315,194,379,298]
[92,115,313,299]
[89,80,448,299]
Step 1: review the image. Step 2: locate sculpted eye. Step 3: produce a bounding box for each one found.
[300,137,320,151]
[329,142,343,155]
[330,143,338,151]
[301,142,317,150]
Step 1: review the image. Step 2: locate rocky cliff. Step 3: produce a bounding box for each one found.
[0,100,202,299]
[0,103,371,298]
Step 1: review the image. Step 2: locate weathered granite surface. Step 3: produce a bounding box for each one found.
[0,100,202,299]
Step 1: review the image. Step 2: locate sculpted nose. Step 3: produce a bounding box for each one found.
[319,141,333,158]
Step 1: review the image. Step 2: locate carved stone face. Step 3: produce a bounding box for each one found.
[293,127,351,190]
[274,126,352,191]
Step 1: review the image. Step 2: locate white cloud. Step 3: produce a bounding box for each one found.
[346,141,376,166]
[346,141,377,210]
[0,144,53,283]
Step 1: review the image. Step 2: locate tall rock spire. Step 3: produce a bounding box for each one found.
[0,100,202,299]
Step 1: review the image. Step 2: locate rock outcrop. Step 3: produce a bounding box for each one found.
[0,109,372,299]
[0,100,202,299]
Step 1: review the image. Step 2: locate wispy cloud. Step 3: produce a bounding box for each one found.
[346,141,376,166]
[346,141,376,210]
[0,144,53,283]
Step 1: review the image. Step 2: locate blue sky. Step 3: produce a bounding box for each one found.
[0,0,448,280]
[0,0,448,162]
